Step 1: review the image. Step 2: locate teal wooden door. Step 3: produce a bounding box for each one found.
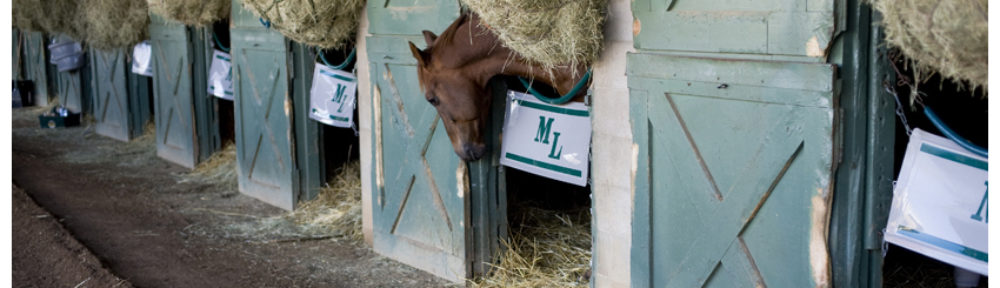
[56,70,84,113]
[13,29,22,81]
[630,0,839,287]
[231,0,299,210]
[366,0,471,282]
[151,16,199,168]
[91,49,132,141]
[24,32,51,106]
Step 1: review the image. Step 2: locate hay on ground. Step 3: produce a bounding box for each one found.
[147,0,230,27]
[84,0,149,50]
[472,206,591,288]
[179,142,237,187]
[242,0,364,49]
[207,161,363,243]
[462,0,608,71]
[869,0,988,90]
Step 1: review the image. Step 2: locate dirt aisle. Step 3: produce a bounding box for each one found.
[13,184,131,288]
[12,108,451,287]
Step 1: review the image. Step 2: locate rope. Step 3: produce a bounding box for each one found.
[317,47,356,71]
[211,31,230,53]
[517,70,591,105]
[923,106,987,158]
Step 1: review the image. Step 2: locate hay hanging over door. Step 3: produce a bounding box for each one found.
[85,0,150,50]
[462,0,609,70]
[869,0,988,90]
[13,0,88,41]
[14,0,149,49]
[242,0,365,49]
[147,0,231,27]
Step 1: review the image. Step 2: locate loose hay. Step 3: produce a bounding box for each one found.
[213,161,363,243]
[13,0,88,41]
[242,0,364,49]
[84,0,149,50]
[147,0,230,27]
[869,0,988,90]
[462,0,608,71]
[179,142,237,187]
[472,206,592,288]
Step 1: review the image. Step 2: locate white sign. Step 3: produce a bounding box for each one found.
[207,50,234,100]
[309,64,357,128]
[131,41,153,76]
[885,128,988,275]
[500,91,591,186]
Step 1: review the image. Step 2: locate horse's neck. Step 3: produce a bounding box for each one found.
[450,17,586,95]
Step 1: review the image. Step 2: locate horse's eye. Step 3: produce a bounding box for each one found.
[427,97,439,106]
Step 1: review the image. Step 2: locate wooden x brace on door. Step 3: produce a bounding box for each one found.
[659,93,805,288]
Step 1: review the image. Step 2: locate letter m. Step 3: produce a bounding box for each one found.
[534,116,555,144]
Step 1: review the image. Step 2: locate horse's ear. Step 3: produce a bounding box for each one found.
[422,30,438,46]
[408,42,429,67]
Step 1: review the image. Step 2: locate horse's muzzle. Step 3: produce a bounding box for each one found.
[461,143,487,162]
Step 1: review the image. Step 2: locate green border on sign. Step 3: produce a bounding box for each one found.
[898,226,988,262]
[920,144,988,171]
[505,152,582,177]
[514,99,589,117]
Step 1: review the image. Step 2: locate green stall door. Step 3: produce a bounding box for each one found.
[628,55,836,288]
[230,0,303,210]
[151,17,199,168]
[150,15,215,168]
[56,70,85,113]
[23,31,52,106]
[366,0,486,282]
[90,48,132,141]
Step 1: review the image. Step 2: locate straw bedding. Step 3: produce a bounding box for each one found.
[472,206,592,288]
[462,0,608,71]
[242,0,365,49]
[147,0,230,27]
[869,0,988,90]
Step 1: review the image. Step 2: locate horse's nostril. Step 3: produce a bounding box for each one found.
[463,144,487,161]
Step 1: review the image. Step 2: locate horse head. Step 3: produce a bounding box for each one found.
[408,14,493,161]
[408,13,588,162]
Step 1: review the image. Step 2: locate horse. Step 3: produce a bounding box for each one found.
[408,13,589,161]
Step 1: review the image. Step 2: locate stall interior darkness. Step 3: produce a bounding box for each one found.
[502,76,592,229]
[212,20,235,145]
[317,47,361,179]
[882,50,988,287]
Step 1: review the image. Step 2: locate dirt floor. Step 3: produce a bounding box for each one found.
[11,107,452,288]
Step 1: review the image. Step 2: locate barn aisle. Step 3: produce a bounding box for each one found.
[11,107,452,288]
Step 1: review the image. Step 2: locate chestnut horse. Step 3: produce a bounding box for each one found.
[408,13,589,161]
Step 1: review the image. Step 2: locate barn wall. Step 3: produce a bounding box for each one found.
[590,1,634,287]
[356,5,374,245]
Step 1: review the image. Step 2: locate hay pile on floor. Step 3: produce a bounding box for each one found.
[462,0,608,71]
[179,142,237,187]
[147,0,230,27]
[83,0,149,50]
[472,206,592,288]
[242,0,364,49]
[869,0,988,90]
[214,161,363,243]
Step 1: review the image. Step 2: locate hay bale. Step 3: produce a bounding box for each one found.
[147,0,230,27]
[84,0,149,50]
[241,0,364,49]
[12,0,45,32]
[462,0,608,70]
[472,206,591,288]
[870,0,988,89]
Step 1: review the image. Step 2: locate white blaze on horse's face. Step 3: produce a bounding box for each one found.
[409,33,490,162]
